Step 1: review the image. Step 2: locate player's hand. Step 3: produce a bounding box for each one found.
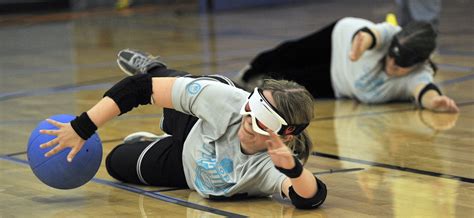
[429,96,459,113]
[349,31,372,61]
[265,130,295,170]
[39,119,85,162]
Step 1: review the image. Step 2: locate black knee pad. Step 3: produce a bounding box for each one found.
[104,74,153,115]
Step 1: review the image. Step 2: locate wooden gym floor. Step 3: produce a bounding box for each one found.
[0,0,473,217]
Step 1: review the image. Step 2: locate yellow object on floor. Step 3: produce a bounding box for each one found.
[116,0,132,10]
[386,13,399,26]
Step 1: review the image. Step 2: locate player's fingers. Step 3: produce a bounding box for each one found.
[269,149,292,157]
[266,130,285,149]
[40,138,59,148]
[265,139,277,151]
[39,129,59,136]
[267,130,281,141]
[45,119,64,128]
[67,146,81,162]
[44,144,65,158]
[449,100,460,112]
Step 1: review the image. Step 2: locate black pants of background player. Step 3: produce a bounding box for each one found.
[241,20,338,98]
[105,68,236,188]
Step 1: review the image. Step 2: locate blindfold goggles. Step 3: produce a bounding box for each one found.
[240,87,309,136]
[388,37,426,68]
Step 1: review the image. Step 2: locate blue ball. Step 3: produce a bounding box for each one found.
[27,114,102,189]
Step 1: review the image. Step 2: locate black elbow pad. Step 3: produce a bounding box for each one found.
[418,83,442,108]
[353,27,376,49]
[104,74,153,115]
[289,178,327,209]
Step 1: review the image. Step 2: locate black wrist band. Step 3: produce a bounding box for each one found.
[353,27,377,49]
[418,83,442,108]
[275,156,304,178]
[70,112,97,140]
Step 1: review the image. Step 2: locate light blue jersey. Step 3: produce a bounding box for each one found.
[330,17,434,103]
[171,77,286,198]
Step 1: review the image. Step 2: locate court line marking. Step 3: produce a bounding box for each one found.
[0,155,247,218]
[438,49,474,57]
[313,168,365,175]
[439,73,474,86]
[148,187,188,192]
[438,63,473,73]
[312,152,474,184]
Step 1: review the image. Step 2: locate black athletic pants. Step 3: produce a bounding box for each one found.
[105,68,234,187]
[242,20,338,98]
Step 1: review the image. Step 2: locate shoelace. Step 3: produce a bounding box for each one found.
[129,53,163,74]
[132,55,154,68]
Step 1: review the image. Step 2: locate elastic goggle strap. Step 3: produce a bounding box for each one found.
[388,37,425,67]
[240,87,309,136]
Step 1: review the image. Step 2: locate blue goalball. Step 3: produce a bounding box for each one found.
[27,114,102,189]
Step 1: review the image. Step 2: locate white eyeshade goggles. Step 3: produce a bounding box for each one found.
[240,87,309,136]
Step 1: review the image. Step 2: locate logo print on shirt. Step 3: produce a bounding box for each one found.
[194,144,234,194]
[355,65,387,93]
[187,82,202,95]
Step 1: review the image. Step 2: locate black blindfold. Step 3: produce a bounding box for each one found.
[388,37,426,67]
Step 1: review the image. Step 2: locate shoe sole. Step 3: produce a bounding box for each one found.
[117,59,134,76]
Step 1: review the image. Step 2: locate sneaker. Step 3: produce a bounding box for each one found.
[117,49,167,76]
[232,65,264,91]
[232,65,253,91]
[123,131,169,144]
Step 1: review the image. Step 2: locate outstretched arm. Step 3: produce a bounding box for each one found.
[40,76,177,161]
[413,83,459,113]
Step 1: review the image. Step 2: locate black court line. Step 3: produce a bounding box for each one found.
[148,187,188,192]
[0,155,247,218]
[313,168,365,175]
[312,152,474,184]
[5,151,27,157]
[457,100,474,106]
[91,178,247,218]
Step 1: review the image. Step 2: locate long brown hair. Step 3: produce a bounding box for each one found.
[261,79,314,164]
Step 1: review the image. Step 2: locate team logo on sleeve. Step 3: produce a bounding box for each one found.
[187,82,202,95]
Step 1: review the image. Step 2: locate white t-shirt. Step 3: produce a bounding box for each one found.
[171,77,286,198]
[330,17,434,103]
